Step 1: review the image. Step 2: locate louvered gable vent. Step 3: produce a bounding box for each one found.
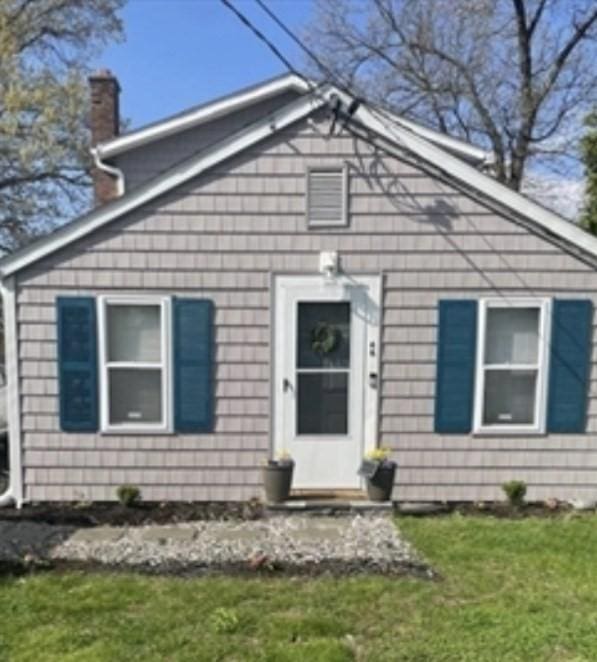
[307,167,347,227]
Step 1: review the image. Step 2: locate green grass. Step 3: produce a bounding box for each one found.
[2,515,597,661]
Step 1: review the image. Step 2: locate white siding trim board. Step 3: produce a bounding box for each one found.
[0,276,23,506]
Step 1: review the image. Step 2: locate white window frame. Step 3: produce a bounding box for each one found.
[98,295,172,434]
[306,164,349,228]
[473,298,551,435]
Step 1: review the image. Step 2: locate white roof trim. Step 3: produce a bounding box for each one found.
[388,114,493,165]
[353,100,597,259]
[0,91,326,277]
[2,83,596,277]
[98,73,492,166]
[98,73,307,158]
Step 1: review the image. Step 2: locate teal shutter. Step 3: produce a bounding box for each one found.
[434,300,477,433]
[547,299,593,433]
[173,298,214,432]
[56,297,98,432]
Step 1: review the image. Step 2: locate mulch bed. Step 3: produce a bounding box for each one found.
[0,500,265,527]
[0,499,586,528]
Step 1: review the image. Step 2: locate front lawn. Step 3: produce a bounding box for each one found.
[2,515,597,661]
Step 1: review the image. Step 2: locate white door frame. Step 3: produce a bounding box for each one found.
[272,274,382,489]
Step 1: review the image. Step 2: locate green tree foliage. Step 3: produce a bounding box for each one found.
[0,0,124,253]
[581,110,597,235]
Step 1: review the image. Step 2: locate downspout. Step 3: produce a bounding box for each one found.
[0,276,23,507]
[90,146,126,196]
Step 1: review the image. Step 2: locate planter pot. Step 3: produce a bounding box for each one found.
[366,463,396,502]
[262,462,294,503]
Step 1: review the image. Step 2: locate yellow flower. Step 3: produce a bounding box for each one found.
[365,447,392,462]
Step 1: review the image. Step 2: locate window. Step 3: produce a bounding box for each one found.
[474,299,550,434]
[99,297,171,433]
[306,166,348,227]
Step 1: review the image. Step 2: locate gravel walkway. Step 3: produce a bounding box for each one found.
[0,515,430,576]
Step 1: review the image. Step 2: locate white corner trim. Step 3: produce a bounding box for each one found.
[472,297,551,436]
[97,73,310,158]
[354,102,597,260]
[0,90,327,278]
[0,276,23,507]
[364,274,383,456]
[91,147,125,196]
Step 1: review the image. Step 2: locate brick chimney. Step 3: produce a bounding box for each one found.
[89,69,121,205]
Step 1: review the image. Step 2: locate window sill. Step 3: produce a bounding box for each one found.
[100,426,173,436]
[473,426,546,437]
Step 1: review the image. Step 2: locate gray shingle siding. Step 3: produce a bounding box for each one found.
[15,115,597,502]
[114,90,300,191]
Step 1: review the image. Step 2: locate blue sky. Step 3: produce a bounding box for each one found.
[94,0,314,129]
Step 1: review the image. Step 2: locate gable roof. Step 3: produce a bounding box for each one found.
[1,81,595,277]
[96,73,492,166]
[97,73,306,159]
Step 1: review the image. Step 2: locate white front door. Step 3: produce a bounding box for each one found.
[273,275,381,489]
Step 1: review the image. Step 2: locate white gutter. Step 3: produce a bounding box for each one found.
[91,146,125,196]
[0,276,23,507]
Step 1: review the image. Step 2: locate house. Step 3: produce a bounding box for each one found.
[0,69,595,507]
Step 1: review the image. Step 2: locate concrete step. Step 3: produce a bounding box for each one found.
[266,499,394,514]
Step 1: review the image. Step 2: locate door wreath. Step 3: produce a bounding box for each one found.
[311,321,340,354]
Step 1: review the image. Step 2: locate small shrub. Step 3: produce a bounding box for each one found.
[502,480,527,508]
[116,484,141,507]
[209,607,240,634]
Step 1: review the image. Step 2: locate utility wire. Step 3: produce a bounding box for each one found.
[219,0,592,395]
[220,0,303,80]
[253,0,356,100]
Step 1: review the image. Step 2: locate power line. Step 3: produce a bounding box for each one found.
[219,0,593,396]
[253,0,356,100]
[220,0,302,80]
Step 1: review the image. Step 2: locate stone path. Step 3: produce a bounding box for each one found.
[0,514,430,576]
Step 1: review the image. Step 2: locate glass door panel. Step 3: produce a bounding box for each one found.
[296,302,350,436]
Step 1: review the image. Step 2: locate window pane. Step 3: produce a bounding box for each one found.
[108,305,161,362]
[109,368,162,424]
[297,302,350,368]
[483,369,537,425]
[485,308,539,365]
[297,372,348,435]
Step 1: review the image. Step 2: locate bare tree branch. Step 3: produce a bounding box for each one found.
[305,0,597,199]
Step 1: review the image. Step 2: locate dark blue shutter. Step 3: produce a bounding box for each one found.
[56,297,98,432]
[547,299,593,433]
[434,300,477,433]
[173,298,214,432]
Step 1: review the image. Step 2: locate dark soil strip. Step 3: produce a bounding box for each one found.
[0,500,265,527]
[0,557,437,581]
